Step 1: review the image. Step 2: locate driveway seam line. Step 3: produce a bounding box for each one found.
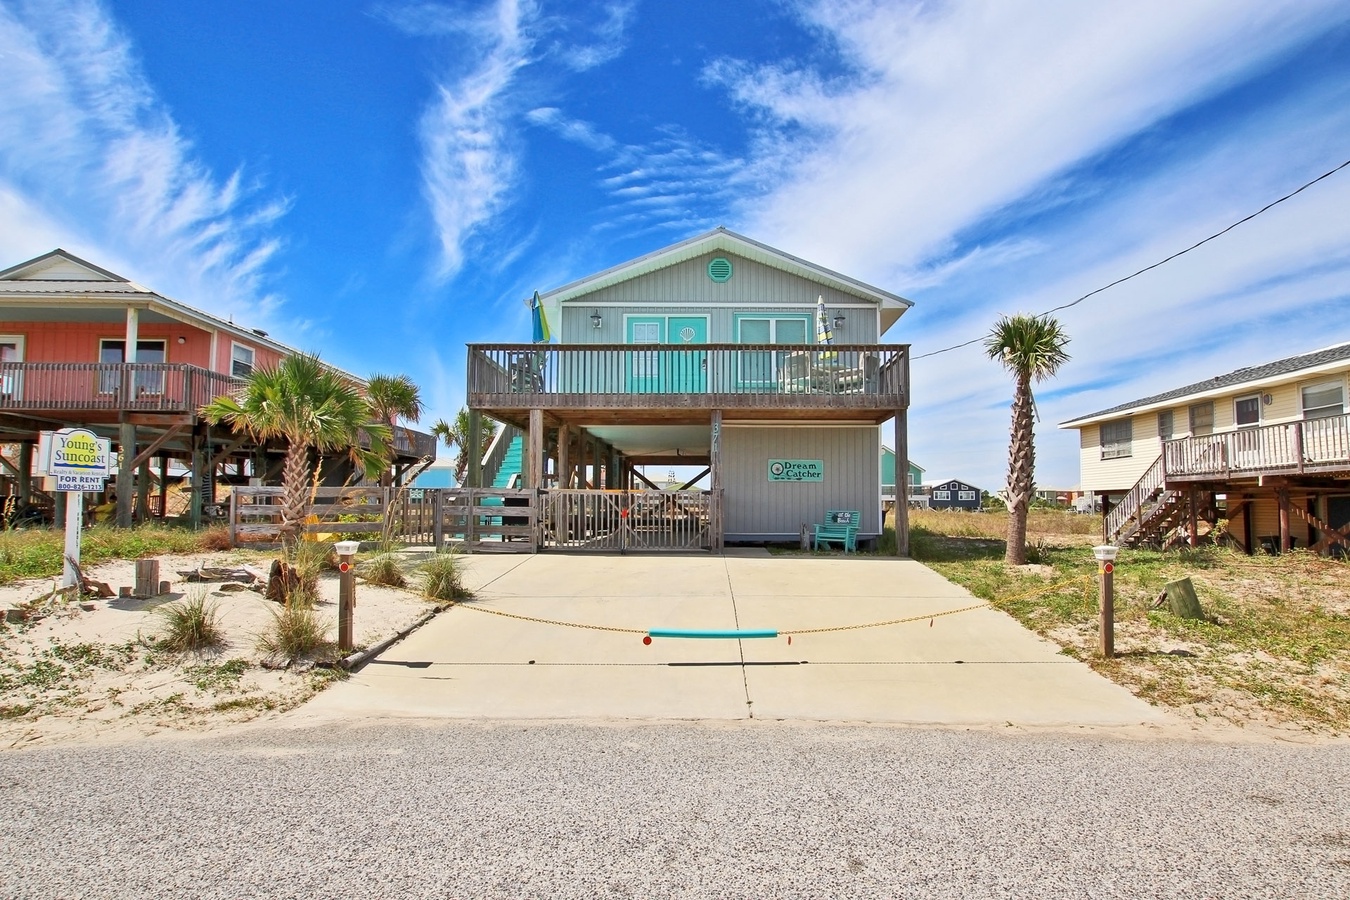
[723,556,753,718]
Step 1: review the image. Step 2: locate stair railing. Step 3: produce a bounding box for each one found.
[478,423,521,489]
[1104,453,1165,542]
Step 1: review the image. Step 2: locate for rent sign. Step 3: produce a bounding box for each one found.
[40,428,112,487]
[767,459,824,482]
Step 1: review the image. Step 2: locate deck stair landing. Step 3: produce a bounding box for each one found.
[1105,455,1187,547]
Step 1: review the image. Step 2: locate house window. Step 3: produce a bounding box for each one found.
[1157,410,1174,441]
[958,490,976,501]
[231,343,255,378]
[933,490,951,500]
[99,339,165,394]
[1189,401,1214,436]
[1234,395,1261,427]
[0,335,23,399]
[1302,382,1344,419]
[1100,419,1133,459]
[736,315,809,385]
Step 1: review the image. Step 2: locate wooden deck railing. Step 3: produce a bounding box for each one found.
[0,362,238,413]
[1164,413,1350,479]
[0,361,436,459]
[1104,453,1166,541]
[467,343,909,406]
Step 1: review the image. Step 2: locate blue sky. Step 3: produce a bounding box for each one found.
[1,0,1348,490]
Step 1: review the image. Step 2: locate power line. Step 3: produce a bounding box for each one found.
[912,156,1350,361]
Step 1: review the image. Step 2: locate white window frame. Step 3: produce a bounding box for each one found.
[99,338,166,395]
[958,490,976,501]
[932,490,951,500]
[1157,410,1174,442]
[1301,380,1345,420]
[735,314,811,386]
[1189,401,1214,436]
[231,342,256,379]
[1234,394,1261,428]
[0,334,24,399]
[1100,419,1133,460]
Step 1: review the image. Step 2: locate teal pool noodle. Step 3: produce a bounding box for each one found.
[647,628,778,639]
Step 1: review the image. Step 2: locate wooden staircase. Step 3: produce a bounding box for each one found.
[1104,455,1188,547]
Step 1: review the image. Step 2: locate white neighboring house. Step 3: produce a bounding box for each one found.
[1058,342,1350,552]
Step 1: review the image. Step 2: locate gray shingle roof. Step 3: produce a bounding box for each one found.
[1062,341,1350,425]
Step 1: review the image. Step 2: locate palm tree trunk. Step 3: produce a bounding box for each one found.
[280,441,311,545]
[1005,370,1035,565]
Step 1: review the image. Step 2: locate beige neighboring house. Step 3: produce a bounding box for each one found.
[1058,342,1350,554]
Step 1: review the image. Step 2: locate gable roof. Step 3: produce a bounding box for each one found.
[1059,341,1350,428]
[881,445,924,473]
[0,249,362,381]
[539,227,914,334]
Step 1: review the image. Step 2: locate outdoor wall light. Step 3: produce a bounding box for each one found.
[1092,545,1119,562]
[176,336,186,344]
[591,310,603,329]
[832,313,846,332]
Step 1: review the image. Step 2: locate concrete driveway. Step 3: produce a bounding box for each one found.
[302,551,1166,727]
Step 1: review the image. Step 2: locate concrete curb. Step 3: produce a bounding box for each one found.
[338,602,451,672]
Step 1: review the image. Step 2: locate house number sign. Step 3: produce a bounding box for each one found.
[767,459,824,482]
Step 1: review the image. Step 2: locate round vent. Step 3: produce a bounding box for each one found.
[707,257,733,282]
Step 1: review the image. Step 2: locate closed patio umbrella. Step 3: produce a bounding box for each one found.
[815,295,836,359]
[529,291,551,344]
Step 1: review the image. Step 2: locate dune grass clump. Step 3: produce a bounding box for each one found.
[359,550,408,588]
[153,591,226,653]
[419,551,469,602]
[256,604,332,662]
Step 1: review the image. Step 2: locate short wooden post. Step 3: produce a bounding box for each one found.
[432,488,444,550]
[336,541,357,652]
[134,559,160,598]
[1094,545,1117,659]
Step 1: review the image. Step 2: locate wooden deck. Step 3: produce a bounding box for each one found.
[467,343,909,427]
[1164,413,1350,482]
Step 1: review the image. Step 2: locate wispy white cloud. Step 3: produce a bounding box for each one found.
[554,1,634,71]
[393,0,539,280]
[0,0,289,329]
[525,107,615,152]
[699,0,1350,489]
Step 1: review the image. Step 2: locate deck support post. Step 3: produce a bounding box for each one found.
[894,407,910,557]
[466,408,481,488]
[710,409,723,553]
[116,420,136,527]
[1188,488,1198,547]
[137,459,151,525]
[590,434,601,491]
[158,455,169,520]
[527,408,543,490]
[1277,487,1291,552]
[188,429,203,529]
[17,442,31,503]
[556,423,570,489]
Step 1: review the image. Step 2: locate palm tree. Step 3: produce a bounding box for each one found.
[201,354,391,544]
[366,373,424,486]
[430,408,496,484]
[984,314,1070,565]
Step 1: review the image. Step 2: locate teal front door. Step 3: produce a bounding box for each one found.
[626,317,664,393]
[666,316,707,392]
[625,316,708,393]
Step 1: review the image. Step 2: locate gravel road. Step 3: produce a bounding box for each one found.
[1,720,1347,899]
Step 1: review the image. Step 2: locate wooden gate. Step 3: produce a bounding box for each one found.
[541,489,713,552]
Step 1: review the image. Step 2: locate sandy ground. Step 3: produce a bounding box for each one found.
[0,550,435,750]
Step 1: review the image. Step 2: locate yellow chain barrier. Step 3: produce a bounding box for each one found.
[446,574,1094,638]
